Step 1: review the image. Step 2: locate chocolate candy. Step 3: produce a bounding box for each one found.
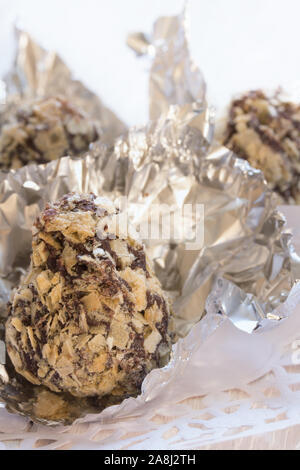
[0,97,99,170]
[223,90,300,203]
[5,193,171,398]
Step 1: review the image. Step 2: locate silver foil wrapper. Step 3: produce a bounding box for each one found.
[128,7,208,122]
[0,28,127,145]
[0,8,299,425]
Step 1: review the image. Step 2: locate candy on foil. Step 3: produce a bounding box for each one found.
[0,28,127,148]
[221,89,300,204]
[0,8,300,425]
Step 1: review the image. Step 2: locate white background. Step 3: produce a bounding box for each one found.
[0,0,300,127]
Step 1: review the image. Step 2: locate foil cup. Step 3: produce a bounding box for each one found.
[0,7,300,426]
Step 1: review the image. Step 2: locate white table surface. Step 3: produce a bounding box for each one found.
[1,0,300,127]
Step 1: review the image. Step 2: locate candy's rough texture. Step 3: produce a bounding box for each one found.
[0,97,99,170]
[223,90,300,203]
[5,193,171,398]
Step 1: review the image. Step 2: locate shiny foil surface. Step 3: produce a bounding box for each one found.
[0,8,299,425]
[0,29,127,145]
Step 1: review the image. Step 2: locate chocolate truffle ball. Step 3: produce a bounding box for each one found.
[223,90,300,203]
[5,193,171,398]
[0,97,100,170]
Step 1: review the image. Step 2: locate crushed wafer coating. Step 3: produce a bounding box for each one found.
[223,90,300,203]
[5,193,171,398]
[0,97,100,170]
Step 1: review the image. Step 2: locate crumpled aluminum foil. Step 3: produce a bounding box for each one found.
[127,6,208,122]
[0,28,127,145]
[0,8,300,425]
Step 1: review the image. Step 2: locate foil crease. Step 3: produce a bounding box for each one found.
[0,29,127,145]
[0,9,299,425]
[128,6,208,123]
